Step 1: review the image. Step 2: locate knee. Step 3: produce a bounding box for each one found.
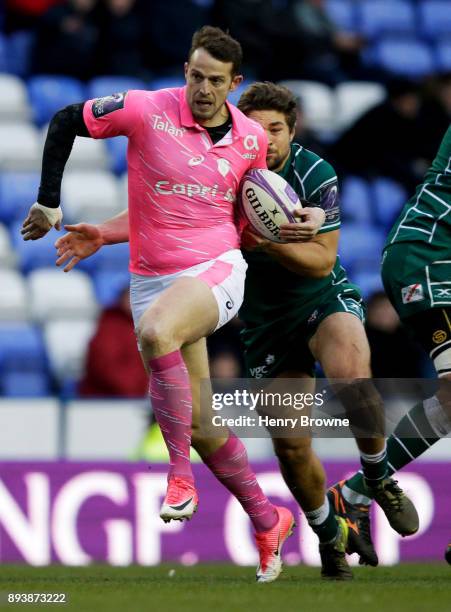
[138,319,177,356]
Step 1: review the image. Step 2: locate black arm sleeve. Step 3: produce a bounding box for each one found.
[37,103,90,208]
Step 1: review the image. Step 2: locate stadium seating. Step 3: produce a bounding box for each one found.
[6,31,34,77]
[150,76,185,91]
[325,0,356,32]
[106,136,128,175]
[279,80,335,133]
[353,270,384,299]
[0,270,28,320]
[340,176,373,224]
[0,171,41,224]
[372,178,407,229]
[87,76,147,99]
[0,73,30,121]
[2,371,50,397]
[0,223,15,267]
[28,75,86,126]
[419,0,451,40]
[359,0,416,39]
[338,223,385,272]
[93,270,130,306]
[63,135,109,172]
[0,35,6,73]
[436,41,451,71]
[11,222,61,273]
[0,323,46,372]
[28,268,98,322]
[226,80,252,107]
[0,122,41,171]
[61,171,121,223]
[44,319,96,382]
[373,39,435,78]
[335,82,386,131]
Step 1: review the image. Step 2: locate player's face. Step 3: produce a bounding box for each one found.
[247,110,294,172]
[185,48,243,127]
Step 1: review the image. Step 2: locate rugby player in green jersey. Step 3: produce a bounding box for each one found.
[331,125,451,566]
[51,82,417,579]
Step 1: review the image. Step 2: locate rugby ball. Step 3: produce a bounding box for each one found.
[240,169,301,243]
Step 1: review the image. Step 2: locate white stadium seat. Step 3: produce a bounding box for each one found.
[0,122,41,171]
[44,319,96,381]
[0,269,28,320]
[0,223,16,267]
[336,81,386,130]
[28,267,98,322]
[61,170,121,223]
[0,73,31,121]
[279,80,335,132]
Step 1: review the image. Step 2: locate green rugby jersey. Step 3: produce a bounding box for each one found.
[386,124,451,250]
[241,143,346,326]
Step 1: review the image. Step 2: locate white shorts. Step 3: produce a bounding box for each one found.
[129,249,247,338]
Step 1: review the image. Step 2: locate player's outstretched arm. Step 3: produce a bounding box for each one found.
[55,210,129,272]
[21,103,90,241]
[279,207,326,242]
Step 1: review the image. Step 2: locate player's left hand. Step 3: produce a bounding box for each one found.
[241,226,270,251]
[21,203,63,241]
[279,207,326,242]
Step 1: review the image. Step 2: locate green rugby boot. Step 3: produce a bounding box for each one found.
[319,516,353,580]
[365,477,419,536]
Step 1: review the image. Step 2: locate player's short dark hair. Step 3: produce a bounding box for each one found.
[189,26,243,76]
[238,82,297,131]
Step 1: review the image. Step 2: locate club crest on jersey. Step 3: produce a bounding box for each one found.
[402,283,424,304]
[92,92,125,118]
[217,158,231,177]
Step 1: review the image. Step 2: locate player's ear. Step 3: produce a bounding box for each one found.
[289,123,296,142]
[230,74,243,92]
[184,62,189,80]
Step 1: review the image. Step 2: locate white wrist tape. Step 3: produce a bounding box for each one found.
[32,202,63,226]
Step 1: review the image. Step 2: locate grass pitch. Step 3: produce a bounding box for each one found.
[0,564,449,612]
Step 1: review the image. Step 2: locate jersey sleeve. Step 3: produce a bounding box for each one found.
[305,160,340,234]
[83,89,144,139]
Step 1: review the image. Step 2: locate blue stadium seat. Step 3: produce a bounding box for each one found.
[353,270,384,299]
[28,75,86,126]
[338,223,385,272]
[92,241,130,272]
[0,33,7,73]
[419,1,451,40]
[106,136,128,175]
[373,39,435,77]
[359,0,416,39]
[325,0,356,31]
[340,176,373,224]
[372,178,407,229]
[0,172,40,225]
[227,80,253,107]
[0,323,46,372]
[150,76,185,91]
[87,76,147,100]
[6,31,34,77]
[93,270,130,306]
[10,221,60,273]
[436,41,451,71]
[2,371,50,397]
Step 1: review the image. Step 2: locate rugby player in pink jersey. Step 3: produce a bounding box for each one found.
[20,26,314,583]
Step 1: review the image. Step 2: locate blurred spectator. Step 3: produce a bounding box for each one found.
[5,0,62,32]
[79,286,148,397]
[290,0,365,85]
[365,291,425,378]
[96,0,149,78]
[331,79,428,192]
[32,0,100,80]
[419,73,451,162]
[210,351,242,378]
[293,98,327,158]
[207,317,245,377]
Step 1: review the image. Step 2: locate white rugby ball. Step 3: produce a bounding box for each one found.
[240,169,301,243]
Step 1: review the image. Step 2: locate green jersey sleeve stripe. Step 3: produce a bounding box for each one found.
[319,221,341,233]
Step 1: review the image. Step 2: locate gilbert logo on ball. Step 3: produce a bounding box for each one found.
[240,169,301,243]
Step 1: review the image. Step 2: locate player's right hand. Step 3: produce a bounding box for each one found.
[55,223,104,272]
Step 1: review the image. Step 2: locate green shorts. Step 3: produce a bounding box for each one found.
[242,284,365,379]
[382,242,451,321]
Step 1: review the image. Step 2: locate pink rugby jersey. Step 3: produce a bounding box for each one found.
[83,87,267,276]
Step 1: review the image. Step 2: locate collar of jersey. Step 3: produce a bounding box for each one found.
[179,86,250,141]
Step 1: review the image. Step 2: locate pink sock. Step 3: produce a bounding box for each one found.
[148,350,193,482]
[204,433,278,532]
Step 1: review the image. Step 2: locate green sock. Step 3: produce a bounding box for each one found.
[344,401,441,503]
[305,497,338,544]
